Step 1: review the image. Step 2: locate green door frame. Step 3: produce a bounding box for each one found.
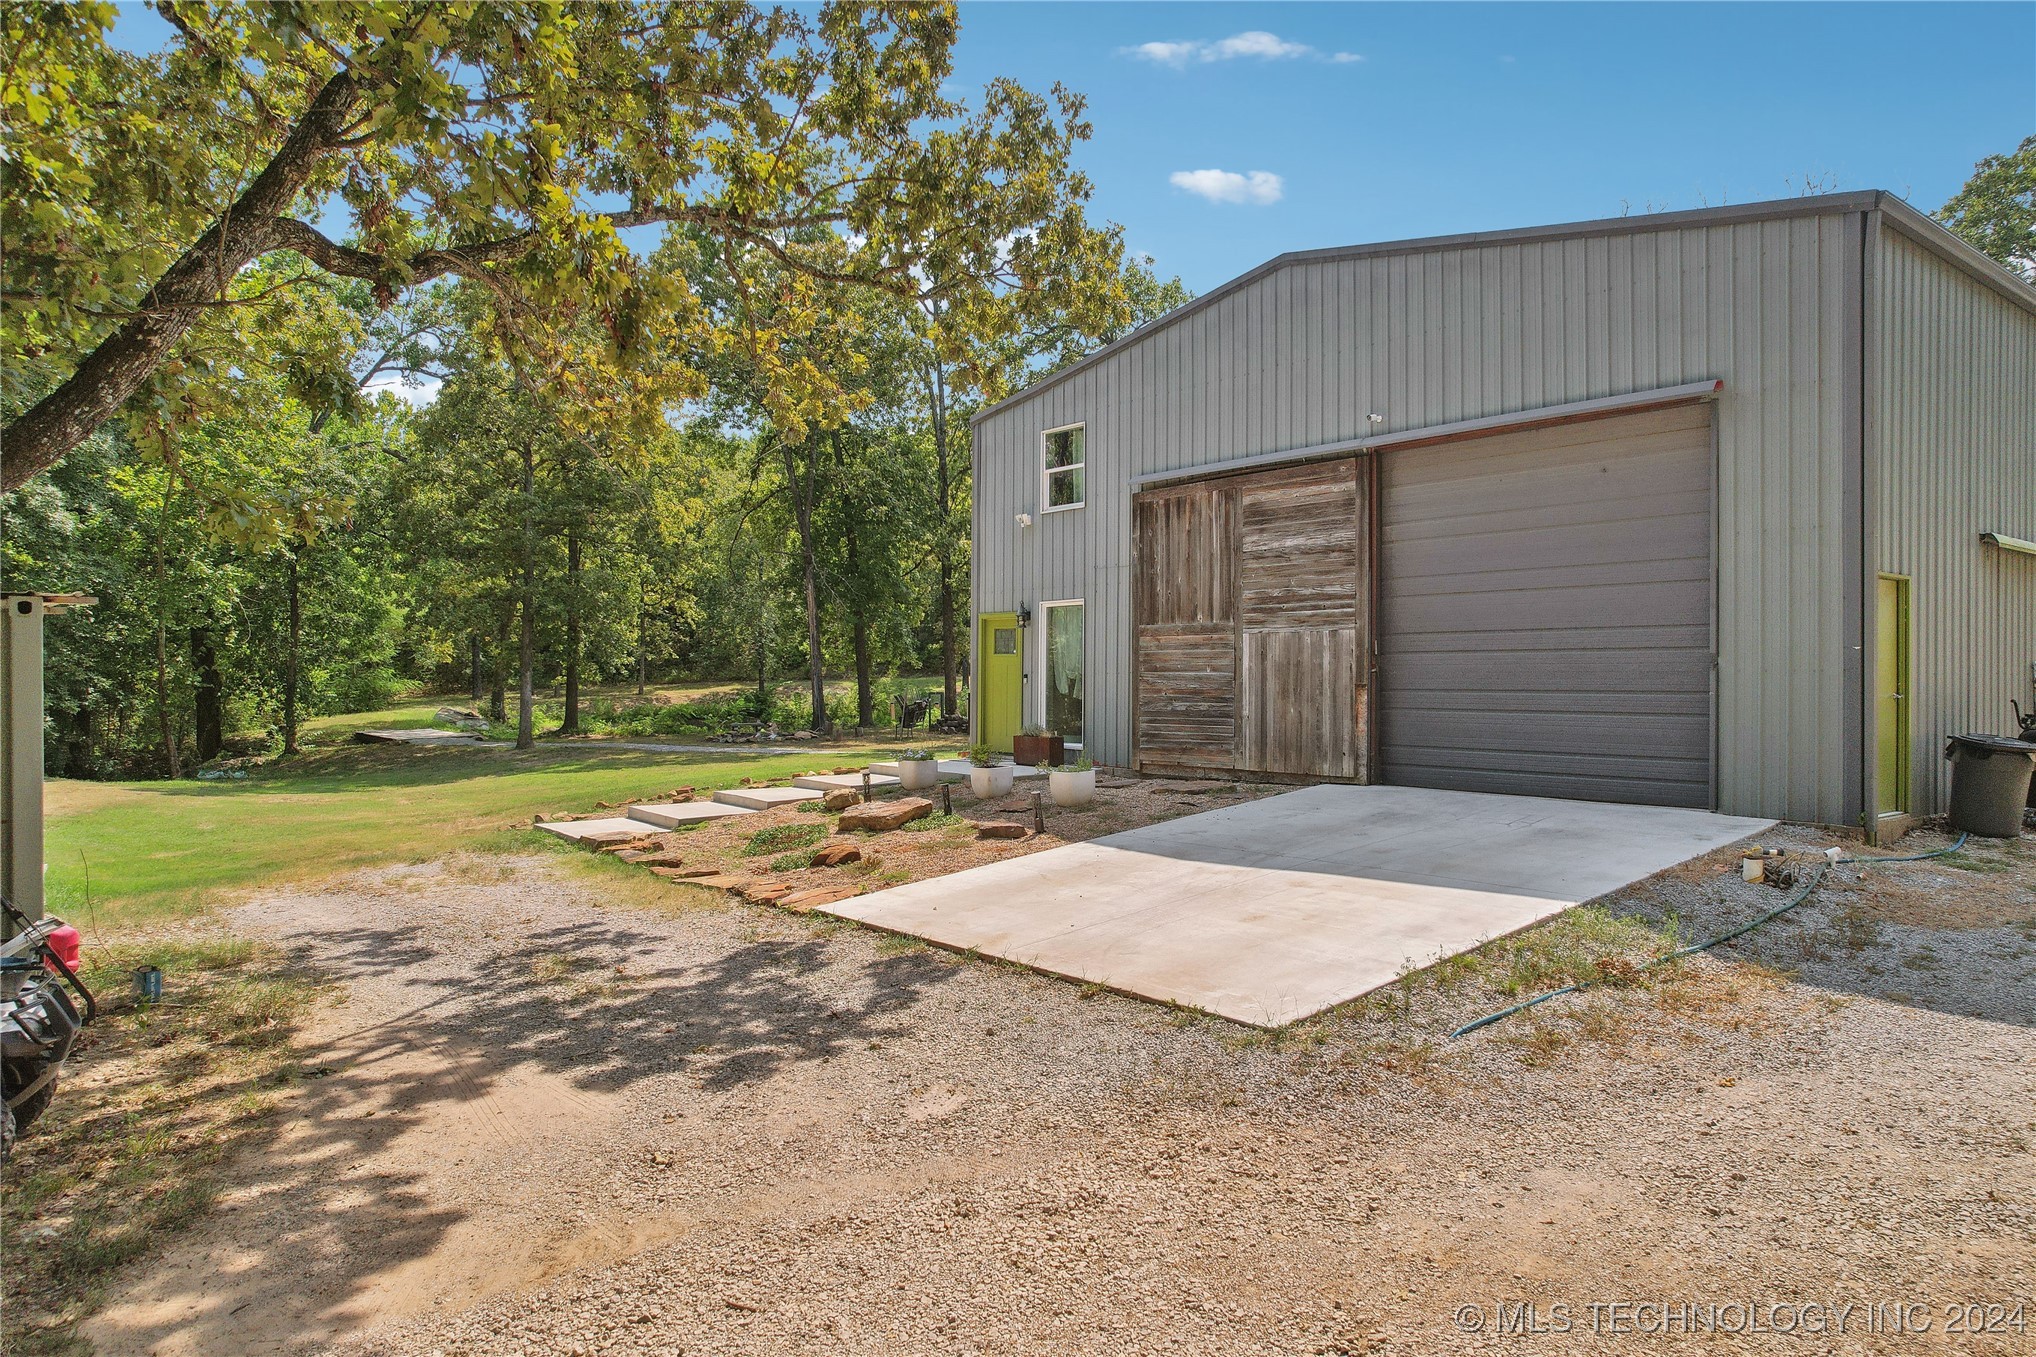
[1875,574,1911,819]
[976,612,1023,753]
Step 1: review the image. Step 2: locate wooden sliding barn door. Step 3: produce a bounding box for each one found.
[1134,458,1369,781]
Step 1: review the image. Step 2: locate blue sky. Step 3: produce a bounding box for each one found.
[947,2,2035,290]
[110,2,2033,295]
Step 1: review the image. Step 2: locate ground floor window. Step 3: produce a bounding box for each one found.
[1043,600,1084,744]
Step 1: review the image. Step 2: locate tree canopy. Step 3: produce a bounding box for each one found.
[1937,133,2036,281]
[1,0,1122,489]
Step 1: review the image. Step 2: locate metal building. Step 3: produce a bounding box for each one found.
[969,192,2036,836]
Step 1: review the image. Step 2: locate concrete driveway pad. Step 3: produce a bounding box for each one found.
[823,785,1772,1026]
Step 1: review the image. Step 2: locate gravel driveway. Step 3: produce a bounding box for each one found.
[86,825,2035,1357]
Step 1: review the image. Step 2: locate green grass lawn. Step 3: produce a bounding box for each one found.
[44,740,923,928]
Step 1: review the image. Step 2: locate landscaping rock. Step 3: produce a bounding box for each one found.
[597,837,661,854]
[652,867,720,879]
[633,851,688,868]
[973,821,1028,840]
[779,886,859,913]
[737,882,794,904]
[693,874,749,890]
[822,788,861,811]
[809,843,862,868]
[838,797,933,833]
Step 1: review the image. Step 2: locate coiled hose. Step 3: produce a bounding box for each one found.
[1448,832,1972,1039]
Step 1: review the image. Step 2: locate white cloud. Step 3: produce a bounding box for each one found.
[1170,169,1284,206]
[1124,31,1360,69]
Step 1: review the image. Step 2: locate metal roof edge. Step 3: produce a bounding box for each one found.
[1127,379,1725,489]
[1874,193,2036,318]
[973,193,1885,428]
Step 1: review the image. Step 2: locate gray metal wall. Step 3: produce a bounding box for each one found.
[975,201,1869,824]
[1871,223,2036,814]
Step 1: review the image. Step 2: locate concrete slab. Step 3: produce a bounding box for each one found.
[626,801,755,828]
[792,772,902,792]
[712,785,824,810]
[823,785,1772,1027]
[536,817,654,841]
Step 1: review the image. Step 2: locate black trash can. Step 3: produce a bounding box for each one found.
[1943,734,2036,838]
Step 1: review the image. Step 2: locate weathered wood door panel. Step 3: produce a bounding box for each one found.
[1134,457,1371,780]
[1240,626,1362,777]
[1134,625,1238,768]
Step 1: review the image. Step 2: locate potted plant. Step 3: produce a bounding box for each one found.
[1049,754,1096,808]
[895,747,940,791]
[964,742,1016,798]
[1011,724,1065,769]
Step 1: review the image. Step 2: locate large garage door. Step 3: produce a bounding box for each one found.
[1378,403,1714,808]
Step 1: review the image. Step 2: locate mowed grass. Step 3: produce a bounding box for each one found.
[44,741,900,927]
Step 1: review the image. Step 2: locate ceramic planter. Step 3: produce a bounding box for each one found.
[897,758,939,791]
[1049,767,1096,807]
[968,763,1016,798]
[1011,733,1065,768]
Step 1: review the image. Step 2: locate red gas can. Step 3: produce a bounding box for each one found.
[45,924,83,974]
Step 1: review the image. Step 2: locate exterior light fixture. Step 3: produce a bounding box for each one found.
[1015,512,1033,528]
[1016,605,1032,628]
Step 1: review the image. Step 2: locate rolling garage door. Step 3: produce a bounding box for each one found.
[1378,403,1714,808]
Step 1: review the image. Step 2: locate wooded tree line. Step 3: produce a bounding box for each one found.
[1,3,1187,776]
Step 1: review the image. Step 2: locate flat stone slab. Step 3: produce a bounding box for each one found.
[353,727,485,745]
[712,786,824,810]
[536,817,655,841]
[792,772,902,792]
[626,801,754,828]
[823,785,1773,1027]
[866,759,1045,779]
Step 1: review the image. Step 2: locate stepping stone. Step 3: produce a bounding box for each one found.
[537,817,651,841]
[972,821,1029,840]
[867,759,973,777]
[792,772,901,792]
[713,786,824,810]
[627,801,755,828]
[780,886,859,913]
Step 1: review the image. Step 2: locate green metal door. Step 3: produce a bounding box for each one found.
[1876,576,1910,816]
[977,612,1022,753]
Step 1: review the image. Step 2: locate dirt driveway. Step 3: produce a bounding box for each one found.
[86,827,2035,1356]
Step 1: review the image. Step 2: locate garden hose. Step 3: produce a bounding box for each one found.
[1448,833,1972,1039]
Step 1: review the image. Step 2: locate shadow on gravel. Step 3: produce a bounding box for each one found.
[87,909,959,1355]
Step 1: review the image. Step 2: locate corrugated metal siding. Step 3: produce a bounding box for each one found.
[1873,228,2036,813]
[976,210,1865,824]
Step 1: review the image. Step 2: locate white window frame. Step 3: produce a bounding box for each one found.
[1040,422,1086,514]
[1036,597,1086,748]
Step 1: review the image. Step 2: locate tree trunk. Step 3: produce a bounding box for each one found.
[783,438,829,734]
[282,546,302,755]
[560,527,582,734]
[517,443,537,750]
[470,632,485,704]
[489,609,509,722]
[927,361,960,715]
[1,72,362,491]
[152,476,181,778]
[191,627,223,763]
[635,576,648,695]
[845,515,874,728]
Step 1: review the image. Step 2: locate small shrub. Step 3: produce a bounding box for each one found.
[769,851,812,872]
[899,812,967,833]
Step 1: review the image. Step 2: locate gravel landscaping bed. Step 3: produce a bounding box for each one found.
[75,821,2036,1357]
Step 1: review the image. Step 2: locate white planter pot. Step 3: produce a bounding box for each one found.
[897,759,939,791]
[968,764,1015,798]
[1049,768,1096,807]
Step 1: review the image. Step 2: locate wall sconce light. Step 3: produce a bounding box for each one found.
[1015,512,1033,528]
[1016,605,1032,628]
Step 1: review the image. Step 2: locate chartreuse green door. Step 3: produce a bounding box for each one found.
[977,612,1022,753]
[1876,576,1910,816]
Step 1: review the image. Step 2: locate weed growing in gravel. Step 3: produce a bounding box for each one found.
[898,812,967,833]
[741,822,829,857]
[873,932,927,956]
[768,852,812,872]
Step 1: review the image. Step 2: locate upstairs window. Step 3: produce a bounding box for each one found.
[1043,424,1085,512]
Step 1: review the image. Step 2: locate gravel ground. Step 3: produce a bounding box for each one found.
[84,820,2036,1357]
